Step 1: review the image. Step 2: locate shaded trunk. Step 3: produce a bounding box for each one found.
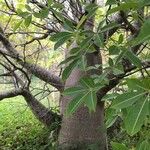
[58,49,107,149]
[58,69,106,150]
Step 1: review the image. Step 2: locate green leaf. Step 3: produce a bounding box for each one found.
[94,33,104,48]
[105,108,118,128]
[54,34,72,50]
[137,140,150,150]
[40,8,49,18]
[101,22,120,33]
[63,87,86,96]
[108,2,138,15]
[50,32,72,41]
[102,93,119,101]
[125,50,142,68]
[80,77,95,88]
[113,64,124,75]
[24,15,32,27]
[52,2,64,9]
[70,47,80,55]
[84,91,97,112]
[85,3,99,17]
[111,92,145,109]
[78,55,87,71]
[76,15,87,29]
[62,59,79,81]
[118,34,124,44]
[130,19,150,46]
[111,142,128,150]
[51,9,64,21]
[63,19,74,31]
[115,48,127,64]
[109,45,120,55]
[33,8,49,19]
[59,55,79,66]
[50,32,73,50]
[126,78,147,91]
[125,96,149,136]
[106,0,117,5]
[13,20,23,32]
[79,36,93,50]
[65,76,101,115]
[17,9,29,17]
[47,0,53,6]
[108,58,114,67]
[66,93,88,115]
[25,4,31,11]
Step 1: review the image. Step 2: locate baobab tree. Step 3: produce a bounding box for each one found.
[0,0,150,149]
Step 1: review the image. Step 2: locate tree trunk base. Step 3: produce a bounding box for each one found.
[58,141,105,150]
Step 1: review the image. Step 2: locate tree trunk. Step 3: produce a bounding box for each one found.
[58,68,107,150]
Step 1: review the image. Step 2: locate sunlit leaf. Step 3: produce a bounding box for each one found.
[111,142,128,150]
[13,20,23,32]
[66,93,88,115]
[125,96,149,136]
[62,59,79,81]
[111,92,145,109]
[108,2,138,15]
[125,50,142,68]
[24,15,32,27]
[84,91,97,112]
[130,19,150,46]
[63,87,86,96]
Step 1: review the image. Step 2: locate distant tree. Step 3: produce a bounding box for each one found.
[0,0,150,149]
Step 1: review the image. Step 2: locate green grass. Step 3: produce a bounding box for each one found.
[0,96,55,150]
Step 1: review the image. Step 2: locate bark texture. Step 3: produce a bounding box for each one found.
[58,45,106,149]
[58,69,106,150]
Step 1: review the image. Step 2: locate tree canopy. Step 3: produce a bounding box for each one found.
[0,0,150,149]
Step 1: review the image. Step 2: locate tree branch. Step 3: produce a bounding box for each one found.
[0,27,64,91]
[0,89,23,101]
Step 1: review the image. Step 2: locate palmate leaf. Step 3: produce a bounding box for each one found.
[33,8,49,19]
[127,78,150,91]
[137,140,150,150]
[127,78,145,91]
[80,77,95,88]
[94,33,104,48]
[13,20,23,32]
[111,142,128,150]
[105,108,118,128]
[130,19,150,46]
[24,15,32,27]
[108,2,139,15]
[65,90,97,115]
[64,77,100,115]
[63,87,86,96]
[125,96,149,136]
[50,31,73,50]
[54,35,72,50]
[111,91,145,109]
[125,50,142,68]
[76,15,87,29]
[65,93,89,115]
[59,55,79,66]
[84,91,97,112]
[62,58,79,81]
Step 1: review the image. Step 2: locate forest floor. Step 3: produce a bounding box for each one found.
[0,97,55,150]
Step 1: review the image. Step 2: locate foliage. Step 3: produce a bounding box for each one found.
[0,0,150,149]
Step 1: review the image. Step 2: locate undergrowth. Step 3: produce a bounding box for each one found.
[0,97,57,150]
